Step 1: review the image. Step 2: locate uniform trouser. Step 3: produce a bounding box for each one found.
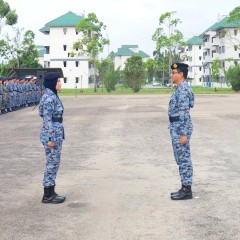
[43,140,63,187]
[170,126,193,186]
[0,96,2,110]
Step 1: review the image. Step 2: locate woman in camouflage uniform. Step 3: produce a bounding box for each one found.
[39,72,65,204]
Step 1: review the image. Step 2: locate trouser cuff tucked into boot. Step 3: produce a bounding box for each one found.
[42,185,66,204]
[171,184,192,200]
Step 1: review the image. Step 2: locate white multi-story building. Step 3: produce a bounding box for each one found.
[114,45,150,70]
[183,16,240,87]
[39,11,90,88]
[201,16,240,87]
[182,36,204,86]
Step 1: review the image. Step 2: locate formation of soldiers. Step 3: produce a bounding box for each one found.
[0,75,42,115]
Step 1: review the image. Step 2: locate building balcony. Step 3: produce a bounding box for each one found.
[212,52,219,61]
[203,55,211,62]
[212,38,220,46]
[203,41,211,49]
[44,53,50,61]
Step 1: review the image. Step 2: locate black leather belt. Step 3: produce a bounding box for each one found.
[52,117,63,123]
[169,116,179,122]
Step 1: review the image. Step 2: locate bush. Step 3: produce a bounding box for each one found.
[224,64,240,92]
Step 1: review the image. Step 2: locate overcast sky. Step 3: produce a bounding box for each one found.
[2,0,240,58]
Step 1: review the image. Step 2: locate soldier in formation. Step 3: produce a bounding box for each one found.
[0,75,42,115]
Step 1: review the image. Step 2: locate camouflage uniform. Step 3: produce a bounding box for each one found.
[2,81,8,113]
[39,88,64,187]
[168,80,194,186]
[0,80,2,114]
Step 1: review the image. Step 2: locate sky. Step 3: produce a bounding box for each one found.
[2,0,240,58]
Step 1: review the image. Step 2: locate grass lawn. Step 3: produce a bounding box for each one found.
[59,85,237,96]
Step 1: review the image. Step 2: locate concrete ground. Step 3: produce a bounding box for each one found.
[0,94,240,240]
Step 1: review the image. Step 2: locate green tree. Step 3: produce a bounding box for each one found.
[211,58,221,82]
[0,0,18,33]
[228,6,240,23]
[96,58,120,92]
[73,13,109,92]
[0,61,9,76]
[145,58,154,83]
[0,27,41,69]
[153,50,169,84]
[123,55,146,92]
[224,63,240,92]
[0,27,23,68]
[104,64,120,92]
[152,11,185,76]
[226,6,240,50]
[19,30,42,68]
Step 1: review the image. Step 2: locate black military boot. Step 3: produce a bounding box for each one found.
[171,185,192,200]
[42,186,66,204]
[170,184,183,196]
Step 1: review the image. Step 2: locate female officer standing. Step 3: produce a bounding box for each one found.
[39,72,65,204]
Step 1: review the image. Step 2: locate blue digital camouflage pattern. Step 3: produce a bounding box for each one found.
[0,84,2,112]
[39,88,64,187]
[168,80,194,186]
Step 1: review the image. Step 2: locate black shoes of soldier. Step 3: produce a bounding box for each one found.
[171,185,192,200]
[42,185,66,204]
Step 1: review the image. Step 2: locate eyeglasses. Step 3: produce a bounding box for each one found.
[171,71,179,75]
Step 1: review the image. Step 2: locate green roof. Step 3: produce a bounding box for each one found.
[40,11,83,34]
[186,36,203,45]
[114,45,150,58]
[201,17,240,35]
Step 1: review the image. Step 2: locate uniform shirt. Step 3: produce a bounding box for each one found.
[39,88,64,143]
[168,80,194,136]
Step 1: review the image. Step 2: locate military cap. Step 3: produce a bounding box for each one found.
[171,62,189,70]
[44,72,61,81]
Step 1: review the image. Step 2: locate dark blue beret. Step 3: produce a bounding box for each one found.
[44,72,61,81]
[171,63,189,70]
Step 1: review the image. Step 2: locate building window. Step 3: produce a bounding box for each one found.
[76,77,79,83]
[219,47,221,54]
[199,46,201,50]
[75,28,79,35]
[239,53,240,58]
[199,67,202,71]
[234,29,238,35]
[63,28,67,35]
[222,61,225,68]
[63,61,67,67]
[199,78,202,82]
[199,56,202,60]
[88,62,93,68]
[64,77,67,83]
[63,45,67,51]
[75,61,79,67]
[222,46,225,53]
[234,45,238,51]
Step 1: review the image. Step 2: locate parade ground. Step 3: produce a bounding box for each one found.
[0,94,240,240]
